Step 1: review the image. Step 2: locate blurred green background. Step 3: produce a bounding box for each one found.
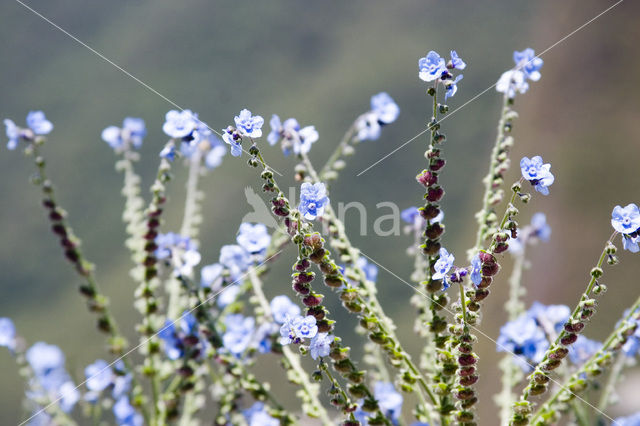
[2,0,640,424]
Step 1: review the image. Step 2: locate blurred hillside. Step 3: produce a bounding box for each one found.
[1,0,639,424]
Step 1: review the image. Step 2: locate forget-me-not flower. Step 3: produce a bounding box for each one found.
[279,314,318,345]
[85,359,113,393]
[234,109,264,138]
[0,317,16,351]
[419,51,447,82]
[470,254,482,287]
[102,117,146,150]
[611,204,640,235]
[449,50,467,70]
[309,333,332,360]
[26,111,54,135]
[433,247,455,290]
[26,342,79,413]
[4,119,21,150]
[200,263,224,288]
[114,396,144,426]
[236,223,271,257]
[267,115,319,155]
[514,48,543,82]
[445,74,463,100]
[270,295,301,324]
[520,156,554,195]
[374,382,403,422]
[497,313,549,371]
[163,110,198,139]
[223,314,256,357]
[219,244,253,280]
[299,182,330,220]
[568,336,602,365]
[370,92,400,124]
[159,144,177,161]
[496,69,529,98]
[244,402,279,426]
[528,302,570,335]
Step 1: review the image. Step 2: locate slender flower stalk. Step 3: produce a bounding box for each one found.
[510,233,619,425]
[319,118,359,185]
[528,296,640,425]
[470,93,519,258]
[247,267,333,425]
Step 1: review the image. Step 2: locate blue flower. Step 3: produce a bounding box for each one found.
[299,182,330,220]
[444,74,463,100]
[236,223,271,257]
[201,263,224,288]
[234,109,264,138]
[401,207,420,224]
[374,382,403,422]
[528,302,570,335]
[217,284,241,308]
[356,257,378,283]
[418,51,447,82]
[530,212,551,242]
[433,247,455,290]
[513,48,543,82]
[219,244,252,280]
[496,69,529,98]
[613,412,640,426]
[267,115,318,155]
[270,295,301,324]
[623,235,640,253]
[26,111,53,135]
[568,336,602,365]
[279,315,318,345]
[449,50,467,70]
[113,396,144,426]
[370,92,400,125]
[222,126,243,157]
[25,342,79,412]
[154,233,200,276]
[611,204,640,235]
[204,137,227,170]
[244,402,279,426]
[162,110,198,139]
[158,312,200,360]
[102,117,146,151]
[621,309,640,357]
[159,144,177,161]
[223,314,255,357]
[4,119,20,150]
[309,333,332,360]
[356,112,382,141]
[520,156,554,195]
[0,317,16,351]
[470,254,482,287]
[497,314,548,371]
[85,359,113,393]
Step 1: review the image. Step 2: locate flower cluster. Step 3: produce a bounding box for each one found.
[267,115,319,155]
[279,314,332,360]
[611,203,640,252]
[496,48,543,98]
[4,111,53,150]
[520,155,555,195]
[101,117,146,151]
[222,109,264,157]
[158,312,205,360]
[497,302,570,371]
[356,92,400,141]
[155,232,202,276]
[354,381,403,425]
[418,50,466,99]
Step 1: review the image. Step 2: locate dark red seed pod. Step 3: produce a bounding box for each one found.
[426,186,445,202]
[149,208,163,218]
[416,170,438,187]
[472,289,490,301]
[421,204,441,220]
[51,224,67,236]
[478,252,496,264]
[296,272,315,283]
[317,319,333,333]
[65,249,79,262]
[143,256,156,267]
[292,282,311,295]
[49,211,63,221]
[144,230,158,240]
[309,249,325,263]
[481,263,500,276]
[494,242,509,254]
[306,306,325,320]
[422,240,441,256]
[458,354,477,366]
[564,322,585,334]
[295,258,310,271]
[42,199,55,209]
[560,333,578,346]
[477,277,492,289]
[458,367,476,377]
[324,276,344,288]
[429,158,446,171]
[425,223,444,239]
[459,375,478,386]
[456,388,476,400]
[303,294,323,307]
